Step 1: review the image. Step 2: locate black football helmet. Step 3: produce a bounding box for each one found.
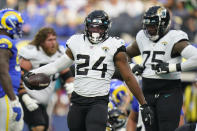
[84,10,111,44]
[143,6,171,41]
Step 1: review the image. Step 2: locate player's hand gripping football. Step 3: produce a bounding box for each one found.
[10,98,23,121]
[22,72,35,90]
[140,104,154,126]
[22,72,50,90]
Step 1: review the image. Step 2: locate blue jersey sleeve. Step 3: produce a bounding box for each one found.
[132,96,139,112]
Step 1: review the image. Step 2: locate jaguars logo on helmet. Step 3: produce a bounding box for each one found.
[143,6,170,41]
[84,10,111,44]
[0,8,24,39]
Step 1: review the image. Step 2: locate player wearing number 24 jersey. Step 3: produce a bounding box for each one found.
[26,10,153,131]
[126,6,197,131]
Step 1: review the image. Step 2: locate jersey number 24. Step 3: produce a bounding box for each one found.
[76,54,107,78]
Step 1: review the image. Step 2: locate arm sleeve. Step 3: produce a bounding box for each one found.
[180,45,197,71]
[32,54,74,76]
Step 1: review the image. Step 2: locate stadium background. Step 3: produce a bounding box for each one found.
[1,0,197,131]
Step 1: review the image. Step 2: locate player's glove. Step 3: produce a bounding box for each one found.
[22,72,35,90]
[64,82,74,94]
[10,98,23,121]
[140,104,154,126]
[22,94,38,111]
[131,64,144,76]
[154,62,181,74]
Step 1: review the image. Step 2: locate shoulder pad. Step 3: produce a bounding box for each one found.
[110,37,125,47]
[136,30,144,41]
[169,30,189,43]
[66,34,82,48]
[59,45,66,53]
[0,38,13,49]
[19,45,37,59]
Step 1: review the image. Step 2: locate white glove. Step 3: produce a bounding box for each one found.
[64,83,74,94]
[10,98,23,122]
[22,94,39,111]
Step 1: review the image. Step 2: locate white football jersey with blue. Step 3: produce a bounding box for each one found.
[19,44,65,104]
[67,34,125,97]
[136,30,188,79]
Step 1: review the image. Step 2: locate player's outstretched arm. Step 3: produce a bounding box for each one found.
[32,48,74,76]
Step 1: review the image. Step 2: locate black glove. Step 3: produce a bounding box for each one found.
[154,62,170,74]
[22,72,35,90]
[154,62,181,74]
[140,104,154,126]
[132,64,144,76]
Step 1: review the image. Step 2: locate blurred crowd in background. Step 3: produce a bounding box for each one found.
[1,0,197,44]
[1,0,197,131]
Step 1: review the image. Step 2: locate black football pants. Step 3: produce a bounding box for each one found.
[175,123,197,131]
[143,87,183,131]
[67,92,108,131]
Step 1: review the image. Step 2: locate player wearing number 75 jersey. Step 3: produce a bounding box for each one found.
[126,6,197,131]
[24,10,154,131]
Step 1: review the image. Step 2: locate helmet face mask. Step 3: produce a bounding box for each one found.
[107,108,126,129]
[143,6,170,41]
[85,10,111,44]
[12,23,23,39]
[0,8,24,39]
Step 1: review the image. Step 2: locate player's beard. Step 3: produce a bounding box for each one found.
[42,43,59,56]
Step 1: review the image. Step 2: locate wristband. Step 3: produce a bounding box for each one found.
[176,63,182,71]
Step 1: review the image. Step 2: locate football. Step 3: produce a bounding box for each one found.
[25,73,50,90]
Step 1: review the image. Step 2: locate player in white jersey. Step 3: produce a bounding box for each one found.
[18,27,74,131]
[23,10,154,131]
[126,6,197,131]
